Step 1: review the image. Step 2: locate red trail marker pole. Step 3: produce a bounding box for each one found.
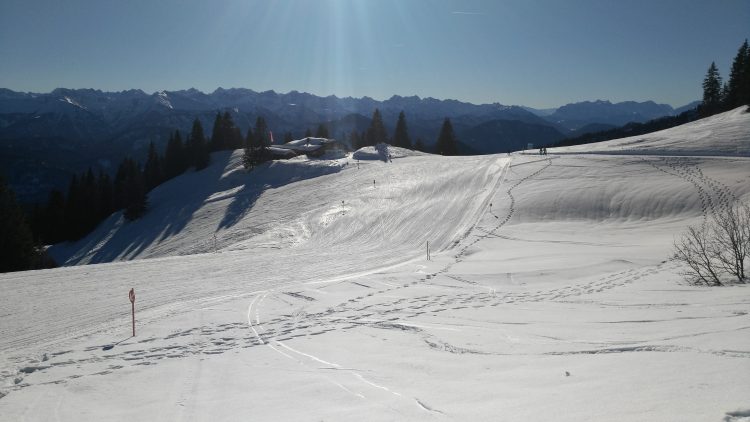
[129,288,136,337]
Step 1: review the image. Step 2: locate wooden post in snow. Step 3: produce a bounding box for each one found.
[129,288,136,337]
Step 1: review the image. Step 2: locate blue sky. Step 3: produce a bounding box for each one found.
[1,0,748,108]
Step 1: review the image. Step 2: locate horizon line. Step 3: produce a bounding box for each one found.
[0,86,694,110]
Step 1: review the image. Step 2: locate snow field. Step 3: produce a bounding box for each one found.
[1,109,750,420]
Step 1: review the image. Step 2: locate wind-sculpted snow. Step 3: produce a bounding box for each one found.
[1,110,749,421]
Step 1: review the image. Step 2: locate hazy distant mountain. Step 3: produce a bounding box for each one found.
[673,100,702,115]
[544,100,679,131]
[520,106,557,117]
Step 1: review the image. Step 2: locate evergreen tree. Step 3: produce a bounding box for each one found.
[144,141,163,191]
[721,82,730,105]
[393,111,412,149]
[210,112,223,151]
[365,108,388,147]
[189,118,210,170]
[254,116,270,162]
[81,168,98,234]
[118,158,147,221]
[726,39,749,108]
[113,162,128,211]
[226,112,244,149]
[305,128,313,138]
[414,138,426,152]
[96,171,114,222]
[42,189,66,243]
[316,123,329,138]
[702,62,723,115]
[349,131,362,150]
[242,126,256,170]
[283,132,294,144]
[243,117,272,169]
[164,130,186,180]
[0,176,37,272]
[63,174,87,239]
[436,117,459,156]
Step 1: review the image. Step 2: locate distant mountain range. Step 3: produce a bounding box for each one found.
[535,99,702,131]
[0,87,698,202]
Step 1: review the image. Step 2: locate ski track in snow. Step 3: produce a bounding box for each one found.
[3,155,749,400]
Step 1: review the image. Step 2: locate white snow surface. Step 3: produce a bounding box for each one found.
[551,105,750,156]
[1,108,750,421]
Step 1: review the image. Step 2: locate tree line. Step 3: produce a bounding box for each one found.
[27,118,213,246]
[346,109,459,156]
[700,39,750,116]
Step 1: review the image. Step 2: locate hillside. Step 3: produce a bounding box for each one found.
[0,88,694,202]
[1,109,749,421]
[0,88,551,202]
[50,148,506,266]
[552,106,750,156]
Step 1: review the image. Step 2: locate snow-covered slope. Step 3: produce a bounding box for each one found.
[51,147,506,265]
[551,105,750,156]
[1,111,749,421]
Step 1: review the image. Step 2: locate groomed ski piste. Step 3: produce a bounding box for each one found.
[1,107,749,421]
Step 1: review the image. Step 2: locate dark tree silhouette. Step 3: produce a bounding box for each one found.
[210,112,223,151]
[316,123,330,138]
[365,108,388,147]
[349,131,363,150]
[414,138,426,152]
[188,118,210,170]
[0,176,37,272]
[117,158,147,221]
[243,116,271,169]
[242,126,256,169]
[702,62,723,115]
[41,189,66,243]
[164,130,186,180]
[726,39,750,108]
[436,118,459,156]
[393,111,412,149]
[96,170,114,222]
[144,141,163,191]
